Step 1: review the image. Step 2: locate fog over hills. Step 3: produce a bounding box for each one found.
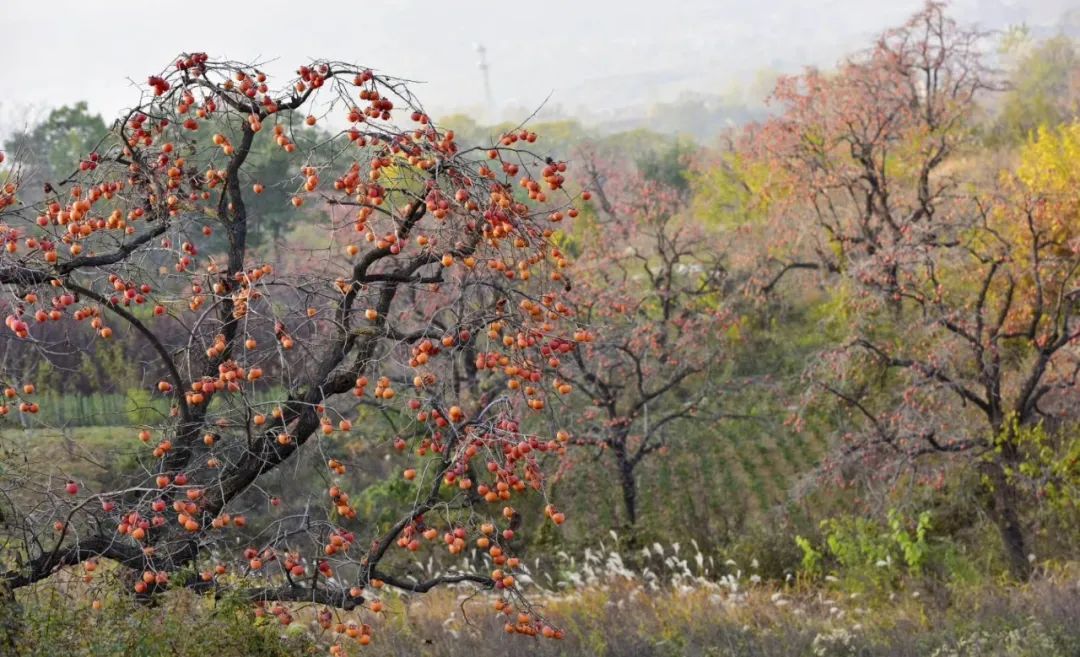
[0,0,1076,141]
[526,0,1080,137]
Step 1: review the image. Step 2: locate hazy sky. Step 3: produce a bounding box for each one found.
[0,0,1074,132]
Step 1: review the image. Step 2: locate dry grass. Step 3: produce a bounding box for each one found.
[11,541,1080,657]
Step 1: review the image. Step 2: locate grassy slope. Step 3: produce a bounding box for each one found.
[13,561,1080,657]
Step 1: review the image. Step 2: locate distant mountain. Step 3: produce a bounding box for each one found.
[479,0,1080,142]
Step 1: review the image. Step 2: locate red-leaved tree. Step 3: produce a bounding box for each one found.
[557,149,730,528]
[745,2,1080,578]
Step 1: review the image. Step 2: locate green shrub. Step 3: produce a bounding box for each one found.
[14,590,314,657]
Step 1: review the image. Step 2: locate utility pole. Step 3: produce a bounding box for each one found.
[473,43,494,121]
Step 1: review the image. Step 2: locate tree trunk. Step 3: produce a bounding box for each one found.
[981,460,1032,580]
[614,447,638,527]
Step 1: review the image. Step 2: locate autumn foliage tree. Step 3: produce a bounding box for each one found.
[746,2,1080,578]
[558,150,730,528]
[0,54,587,648]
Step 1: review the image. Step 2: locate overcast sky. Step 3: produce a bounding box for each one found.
[0,0,1075,132]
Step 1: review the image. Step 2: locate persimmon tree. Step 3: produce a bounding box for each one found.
[0,54,585,648]
[746,2,1079,579]
[558,150,730,528]
[749,0,991,295]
